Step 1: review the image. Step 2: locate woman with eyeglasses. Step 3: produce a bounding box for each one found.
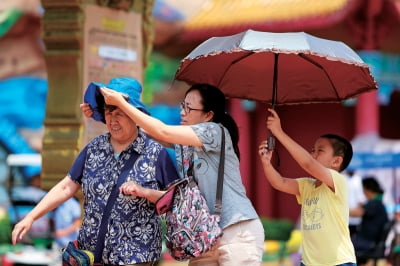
[85,83,264,266]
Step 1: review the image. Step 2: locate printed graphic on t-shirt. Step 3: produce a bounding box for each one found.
[302,197,324,230]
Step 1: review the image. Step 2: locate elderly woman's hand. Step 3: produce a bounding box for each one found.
[11,216,34,245]
[119,181,147,198]
[80,103,93,118]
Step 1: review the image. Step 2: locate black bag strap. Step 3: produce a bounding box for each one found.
[180,124,225,214]
[214,125,225,214]
[93,152,139,263]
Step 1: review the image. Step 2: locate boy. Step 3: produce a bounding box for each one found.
[258,108,356,266]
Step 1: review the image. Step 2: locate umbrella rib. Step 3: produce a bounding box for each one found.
[215,51,255,87]
[298,53,341,101]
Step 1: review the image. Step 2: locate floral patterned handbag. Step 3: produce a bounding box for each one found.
[163,125,225,261]
[61,240,94,266]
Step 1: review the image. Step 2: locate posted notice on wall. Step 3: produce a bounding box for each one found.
[83,4,143,143]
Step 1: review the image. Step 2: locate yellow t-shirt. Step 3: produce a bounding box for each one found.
[296,169,356,266]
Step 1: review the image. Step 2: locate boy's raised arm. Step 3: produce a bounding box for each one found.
[258,140,300,195]
[266,109,334,190]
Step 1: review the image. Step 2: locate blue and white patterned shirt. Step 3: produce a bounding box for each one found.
[68,129,179,264]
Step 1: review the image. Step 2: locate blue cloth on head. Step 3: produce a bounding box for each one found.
[83,77,149,123]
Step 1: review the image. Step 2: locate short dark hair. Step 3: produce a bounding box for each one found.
[104,104,118,112]
[103,95,130,113]
[320,134,353,172]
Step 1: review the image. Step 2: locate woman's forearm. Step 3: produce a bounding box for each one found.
[25,177,79,222]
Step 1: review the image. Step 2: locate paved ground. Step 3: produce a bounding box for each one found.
[159,257,294,266]
[159,258,389,266]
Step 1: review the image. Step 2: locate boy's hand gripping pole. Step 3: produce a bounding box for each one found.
[267,105,275,151]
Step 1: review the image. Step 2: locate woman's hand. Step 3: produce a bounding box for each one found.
[11,216,34,245]
[119,181,147,198]
[100,87,126,107]
[80,103,93,118]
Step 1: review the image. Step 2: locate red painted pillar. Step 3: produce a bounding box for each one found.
[355,90,379,135]
[354,0,382,136]
[229,99,251,189]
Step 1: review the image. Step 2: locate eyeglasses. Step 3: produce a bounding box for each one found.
[180,102,204,114]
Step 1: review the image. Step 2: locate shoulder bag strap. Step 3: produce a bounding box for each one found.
[93,152,139,263]
[180,125,225,214]
[180,145,187,178]
[214,125,225,214]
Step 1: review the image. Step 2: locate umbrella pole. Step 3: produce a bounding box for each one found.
[267,53,278,151]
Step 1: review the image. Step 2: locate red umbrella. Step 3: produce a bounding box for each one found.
[175,29,378,148]
[175,30,377,105]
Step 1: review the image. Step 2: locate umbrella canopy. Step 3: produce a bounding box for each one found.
[175,29,378,106]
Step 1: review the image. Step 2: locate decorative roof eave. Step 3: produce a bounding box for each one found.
[180,0,362,42]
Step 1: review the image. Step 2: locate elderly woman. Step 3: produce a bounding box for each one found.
[12,77,180,266]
